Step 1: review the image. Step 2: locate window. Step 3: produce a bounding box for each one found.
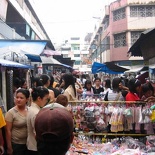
[83,54,87,57]
[103,17,109,30]
[101,36,110,51]
[113,8,126,21]
[63,54,68,58]
[114,33,126,48]
[74,54,80,57]
[131,31,142,45]
[74,61,81,65]
[130,6,155,17]
[71,46,80,50]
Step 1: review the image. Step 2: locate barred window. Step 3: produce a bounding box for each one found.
[103,17,109,30]
[101,36,110,51]
[131,31,142,45]
[113,8,126,21]
[130,6,155,17]
[114,33,126,48]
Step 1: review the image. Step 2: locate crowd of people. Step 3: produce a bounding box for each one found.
[0,71,155,155]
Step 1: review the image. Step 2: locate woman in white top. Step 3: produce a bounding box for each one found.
[27,86,49,155]
[61,73,77,101]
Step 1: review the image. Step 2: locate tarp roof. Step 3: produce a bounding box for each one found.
[92,62,129,74]
[125,66,148,73]
[105,62,129,72]
[0,59,33,69]
[0,39,48,55]
[128,28,155,57]
[41,56,62,65]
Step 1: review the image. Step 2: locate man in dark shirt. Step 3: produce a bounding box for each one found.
[93,77,104,95]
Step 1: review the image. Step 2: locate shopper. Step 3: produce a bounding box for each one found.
[104,77,125,103]
[48,75,61,98]
[102,78,111,95]
[39,74,55,103]
[83,79,95,96]
[93,77,104,95]
[5,88,30,155]
[35,107,74,155]
[125,78,141,102]
[61,73,77,101]
[27,86,49,155]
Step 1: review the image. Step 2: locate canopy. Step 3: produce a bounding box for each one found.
[92,62,128,74]
[41,56,62,65]
[128,28,155,58]
[0,39,48,55]
[105,62,129,72]
[125,66,148,73]
[25,54,42,62]
[0,59,33,69]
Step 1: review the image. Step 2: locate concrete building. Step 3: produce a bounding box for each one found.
[61,37,91,72]
[89,0,155,67]
[0,0,54,110]
[0,0,49,40]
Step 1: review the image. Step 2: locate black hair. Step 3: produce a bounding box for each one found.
[32,77,42,87]
[112,77,122,92]
[141,82,154,94]
[39,74,51,86]
[84,80,92,91]
[31,86,49,101]
[62,73,76,97]
[104,79,111,89]
[16,88,30,98]
[49,75,55,86]
[13,77,21,89]
[21,78,26,86]
[128,79,141,93]
[94,77,101,82]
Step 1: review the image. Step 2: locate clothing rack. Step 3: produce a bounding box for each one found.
[69,100,155,138]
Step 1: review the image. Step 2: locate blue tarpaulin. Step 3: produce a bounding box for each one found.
[92,62,127,74]
[0,59,33,69]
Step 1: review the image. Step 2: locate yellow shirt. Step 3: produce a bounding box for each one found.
[0,108,6,128]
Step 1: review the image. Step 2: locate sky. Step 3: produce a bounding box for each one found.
[32,0,115,44]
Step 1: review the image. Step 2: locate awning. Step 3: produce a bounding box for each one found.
[41,56,61,65]
[125,66,148,73]
[0,59,33,69]
[60,63,73,69]
[92,62,127,74]
[128,28,155,57]
[25,54,42,62]
[0,39,48,55]
[105,62,129,72]
[43,49,61,56]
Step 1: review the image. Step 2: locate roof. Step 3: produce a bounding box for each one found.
[128,28,155,57]
[0,59,33,69]
[92,62,129,74]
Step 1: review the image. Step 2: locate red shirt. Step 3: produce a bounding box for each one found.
[125,92,140,101]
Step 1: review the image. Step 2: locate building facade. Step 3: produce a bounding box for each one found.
[61,37,91,72]
[0,0,49,40]
[89,0,155,67]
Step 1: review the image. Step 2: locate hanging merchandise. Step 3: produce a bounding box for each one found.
[6,70,14,110]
